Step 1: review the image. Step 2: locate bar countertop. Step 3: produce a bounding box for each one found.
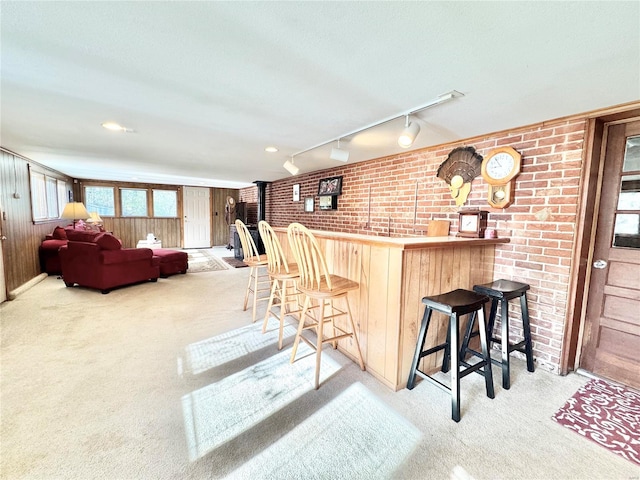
[273,227,510,250]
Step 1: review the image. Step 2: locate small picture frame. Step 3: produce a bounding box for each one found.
[293,184,300,202]
[304,196,314,212]
[318,176,343,196]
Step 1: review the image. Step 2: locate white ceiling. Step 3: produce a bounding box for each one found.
[2,2,639,189]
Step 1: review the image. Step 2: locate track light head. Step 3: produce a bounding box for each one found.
[283,159,299,176]
[398,117,420,148]
[330,147,350,162]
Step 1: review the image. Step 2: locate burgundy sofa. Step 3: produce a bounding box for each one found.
[59,232,160,294]
[39,226,102,275]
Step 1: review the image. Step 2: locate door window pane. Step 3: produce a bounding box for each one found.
[623,136,640,172]
[613,214,640,248]
[121,188,148,217]
[613,177,640,247]
[85,186,115,216]
[152,189,177,217]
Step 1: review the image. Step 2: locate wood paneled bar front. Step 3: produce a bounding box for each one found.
[273,227,509,391]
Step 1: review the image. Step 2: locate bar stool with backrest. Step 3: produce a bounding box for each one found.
[407,289,495,422]
[461,279,535,390]
[258,220,305,350]
[235,220,270,322]
[286,222,365,389]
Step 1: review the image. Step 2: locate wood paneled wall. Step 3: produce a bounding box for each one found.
[211,188,238,246]
[102,217,182,249]
[0,150,73,293]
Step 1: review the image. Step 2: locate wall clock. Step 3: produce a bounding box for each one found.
[481,146,522,208]
[457,210,488,238]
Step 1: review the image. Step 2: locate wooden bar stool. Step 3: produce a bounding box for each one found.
[235,220,270,322]
[462,279,535,389]
[258,220,305,350]
[407,289,494,422]
[287,222,365,390]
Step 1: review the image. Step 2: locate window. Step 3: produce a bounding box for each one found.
[29,167,68,222]
[57,181,68,214]
[152,189,178,217]
[121,188,148,217]
[85,186,115,216]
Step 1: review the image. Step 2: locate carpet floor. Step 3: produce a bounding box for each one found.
[2,271,639,479]
[552,378,640,466]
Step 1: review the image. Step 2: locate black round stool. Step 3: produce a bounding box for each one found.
[407,289,494,422]
[462,279,535,390]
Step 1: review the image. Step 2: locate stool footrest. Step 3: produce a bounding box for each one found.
[491,337,528,354]
[418,343,447,359]
[411,369,451,394]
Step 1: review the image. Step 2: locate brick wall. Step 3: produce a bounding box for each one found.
[238,187,258,224]
[240,117,587,374]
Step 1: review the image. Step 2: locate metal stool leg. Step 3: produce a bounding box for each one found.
[441,318,452,373]
[459,311,477,360]
[521,292,535,373]
[450,313,461,422]
[477,307,495,399]
[407,307,432,390]
[487,298,498,345]
[500,298,510,389]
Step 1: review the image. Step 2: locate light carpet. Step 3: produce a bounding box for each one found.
[2,273,640,479]
[186,249,229,273]
[552,378,640,466]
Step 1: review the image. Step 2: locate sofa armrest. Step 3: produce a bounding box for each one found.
[100,248,153,265]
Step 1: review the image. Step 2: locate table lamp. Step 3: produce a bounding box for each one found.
[60,202,90,228]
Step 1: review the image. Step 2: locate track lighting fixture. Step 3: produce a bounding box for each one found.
[330,139,350,162]
[283,90,462,174]
[398,115,420,148]
[283,157,299,175]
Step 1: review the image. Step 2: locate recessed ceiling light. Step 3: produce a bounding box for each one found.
[101,122,132,132]
[265,146,278,153]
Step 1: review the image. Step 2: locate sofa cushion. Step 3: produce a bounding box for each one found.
[66,229,101,243]
[52,226,67,240]
[96,233,122,251]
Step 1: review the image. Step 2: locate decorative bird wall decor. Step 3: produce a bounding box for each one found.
[436,146,483,206]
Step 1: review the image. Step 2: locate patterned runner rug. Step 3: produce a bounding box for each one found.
[186,250,229,273]
[552,378,640,466]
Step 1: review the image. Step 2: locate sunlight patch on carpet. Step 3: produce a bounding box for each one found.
[184,320,298,375]
[227,382,422,479]
[181,344,342,461]
[186,250,228,273]
[552,378,640,466]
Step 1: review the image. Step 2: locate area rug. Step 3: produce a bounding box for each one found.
[185,250,229,273]
[222,256,248,268]
[552,378,640,466]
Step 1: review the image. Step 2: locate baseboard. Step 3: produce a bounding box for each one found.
[7,273,48,300]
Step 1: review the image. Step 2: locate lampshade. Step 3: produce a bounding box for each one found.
[398,117,421,148]
[283,159,299,176]
[87,212,103,223]
[60,202,90,220]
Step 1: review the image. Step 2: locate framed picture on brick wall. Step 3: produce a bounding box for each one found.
[293,184,300,202]
[318,176,342,196]
[304,196,314,212]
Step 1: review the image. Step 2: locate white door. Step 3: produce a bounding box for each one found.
[183,186,211,248]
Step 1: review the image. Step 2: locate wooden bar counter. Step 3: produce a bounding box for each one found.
[273,228,509,391]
